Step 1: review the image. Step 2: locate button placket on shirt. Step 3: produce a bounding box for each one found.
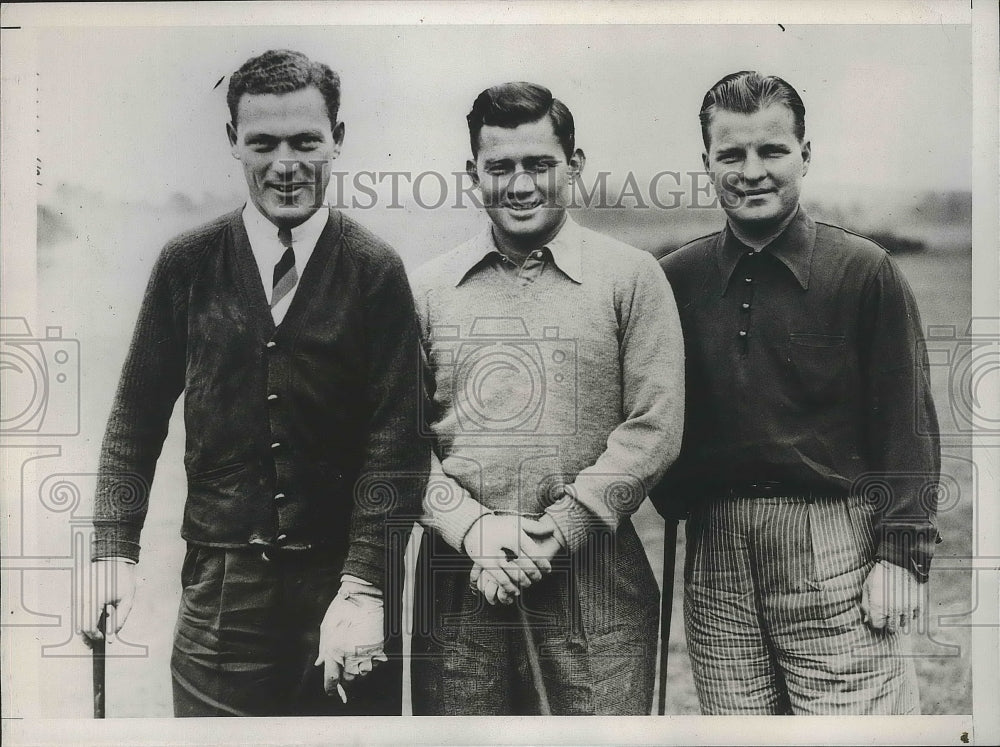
[737,250,758,354]
[519,249,546,284]
[496,249,547,284]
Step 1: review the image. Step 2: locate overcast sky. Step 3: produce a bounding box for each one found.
[37,23,971,206]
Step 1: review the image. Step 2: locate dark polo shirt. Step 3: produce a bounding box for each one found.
[657,207,940,579]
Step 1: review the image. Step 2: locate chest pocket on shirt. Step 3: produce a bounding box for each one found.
[788,333,847,404]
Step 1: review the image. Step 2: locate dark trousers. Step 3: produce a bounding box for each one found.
[410,527,658,715]
[170,545,403,717]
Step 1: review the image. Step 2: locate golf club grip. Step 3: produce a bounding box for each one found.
[93,608,107,719]
[657,518,678,716]
[517,604,552,716]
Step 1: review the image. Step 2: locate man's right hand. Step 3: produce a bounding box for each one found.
[466,514,563,605]
[462,514,553,599]
[472,533,564,605]
[79,559,136,647]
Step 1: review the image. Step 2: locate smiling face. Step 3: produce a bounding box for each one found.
[468,117,583,251]
[703,104,810,235]
[227,85,344,229]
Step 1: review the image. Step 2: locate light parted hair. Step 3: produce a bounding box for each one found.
[699,71,806,149]
[227,49,341,130]
[467,82,576,161]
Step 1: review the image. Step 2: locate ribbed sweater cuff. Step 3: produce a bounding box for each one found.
[91,523,142,562]
[545,495,594,554]
[423,478,492,552]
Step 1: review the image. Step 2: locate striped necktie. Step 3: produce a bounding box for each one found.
[271,226,298,310]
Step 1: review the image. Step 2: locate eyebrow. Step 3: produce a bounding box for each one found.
[482,155,561,167]
[244,130,325,141]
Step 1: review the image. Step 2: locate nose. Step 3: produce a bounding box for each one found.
[741,154,766,182]
[270,142,302,179]
[506,169,537,200]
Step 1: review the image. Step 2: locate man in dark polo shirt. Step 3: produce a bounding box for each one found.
[79,49,426,716]
[656,71,940,714]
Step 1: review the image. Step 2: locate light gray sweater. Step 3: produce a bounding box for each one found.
[411,217,684,552]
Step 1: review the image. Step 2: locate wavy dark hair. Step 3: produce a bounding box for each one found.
[467,82,575,161]
[227,49,341,129]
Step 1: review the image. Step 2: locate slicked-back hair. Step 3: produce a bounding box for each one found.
[467,82,575,161]
[699,71,806,149]
[227,49,341,130]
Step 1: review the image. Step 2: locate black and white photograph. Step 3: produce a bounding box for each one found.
[1,1,997,745]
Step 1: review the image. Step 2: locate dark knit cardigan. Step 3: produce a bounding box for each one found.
[92,208,428,585]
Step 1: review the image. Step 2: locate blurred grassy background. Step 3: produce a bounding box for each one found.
[31,184,972,716]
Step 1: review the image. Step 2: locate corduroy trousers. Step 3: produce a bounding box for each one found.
[684,495,920,715]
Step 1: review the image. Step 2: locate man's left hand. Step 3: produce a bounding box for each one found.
[314,579,387,695]
[861,559,924,633]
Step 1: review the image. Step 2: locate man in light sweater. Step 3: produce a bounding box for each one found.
[79,50,426,716]
[409,82,684,714]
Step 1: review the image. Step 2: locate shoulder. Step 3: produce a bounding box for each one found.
[156,209,239,275]
[814,220,890,269]
[575,223,660,279]
[336,211,406,274]
[410,233,481,294]
[658,230,721,275]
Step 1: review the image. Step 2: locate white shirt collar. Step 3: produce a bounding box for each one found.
[241,201,329,323]
[242,200,329,262]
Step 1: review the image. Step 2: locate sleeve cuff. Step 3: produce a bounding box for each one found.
[875,524,942,583]
[95,556,137,565]
[342,542,384,588]
[339,574,383,598]
[422,477,492,552]
[544,494,595,554]
[91,529,141,563]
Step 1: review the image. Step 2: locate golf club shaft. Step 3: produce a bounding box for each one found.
[93,608,108,719]
[657,518,678,716]
[517,603,551,716]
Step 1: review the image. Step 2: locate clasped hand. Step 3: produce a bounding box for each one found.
[314,579,387,696]
[464,513,563,605]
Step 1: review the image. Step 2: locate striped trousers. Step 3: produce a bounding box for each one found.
[684,495,920,715]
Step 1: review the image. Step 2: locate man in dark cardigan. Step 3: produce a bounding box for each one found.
[79,49,427,716]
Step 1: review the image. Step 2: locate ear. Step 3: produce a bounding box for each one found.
[466,159,480,188]
[226,122,239,156]
[801,140,811,176]
[330,121,346,159]
[568,149,586,176]
[701,151,711,174]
